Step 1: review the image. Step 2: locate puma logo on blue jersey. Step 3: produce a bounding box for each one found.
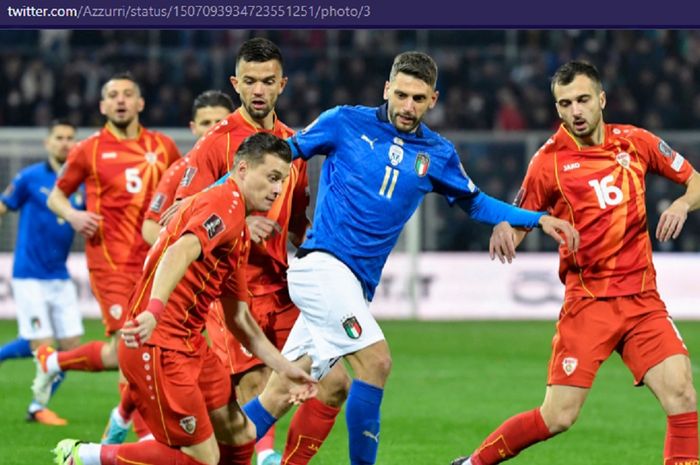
[361,134,378,150]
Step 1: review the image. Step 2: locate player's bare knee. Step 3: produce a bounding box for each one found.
[101,342,119,369]
[318,367,351,407]
[668,378,697,412]
[541,403,581,434]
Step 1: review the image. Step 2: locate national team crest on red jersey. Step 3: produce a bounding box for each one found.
[562,357,578,376]
[342,316,362,339]
[415,152,430,177]
[616,152,631,169]
[179,416,197,434]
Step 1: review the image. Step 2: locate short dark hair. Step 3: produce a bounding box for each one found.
[192,90,234,118]
[389,52,438,89]
[101,71,142,98]
[551,61,602,96]
[234,132,291,166]
[48,118,75,133]
[236,38,283,69]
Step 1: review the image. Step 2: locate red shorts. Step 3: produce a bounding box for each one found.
[89,269,139,335]
[118,339,231,446]
[548,290,688,388]
[207,288,299,376]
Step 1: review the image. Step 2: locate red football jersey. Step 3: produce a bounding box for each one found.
[176,108,308,296]
[129,177,250,353]
[176,109,294,199]
[57,125,181,272]
[518,124,694,298]
[144,156,189,223]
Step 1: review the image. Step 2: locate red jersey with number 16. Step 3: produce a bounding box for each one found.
[517,124,694,298]
[56,125,181,272]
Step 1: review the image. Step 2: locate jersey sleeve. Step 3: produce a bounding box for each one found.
[432,145,480,204]
[0,170,29,211]
[179,190,246,260]
[636,130,694,184]
[56,143,91,196]
[288,107,340,160]
[145,159,187,222]
[288,159,311,239]
[220,254,250,302]
[176,142,225,199]
[515,149,556,212]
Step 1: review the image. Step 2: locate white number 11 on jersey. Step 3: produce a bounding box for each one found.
[379,166,399,199]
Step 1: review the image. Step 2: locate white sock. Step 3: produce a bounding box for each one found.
[28,401,44,413]
[46,352,61,374]
[257,449,275,465]
[112,407,131,427]
[78,443,102,465]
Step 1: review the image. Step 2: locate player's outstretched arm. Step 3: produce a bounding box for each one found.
[489,215,579,264]
[489,222,527,264]
[122,233,202,348]
[538,215,579,252]
[47,186,102,239]
[221,296,317,403]
[657,170,700,242]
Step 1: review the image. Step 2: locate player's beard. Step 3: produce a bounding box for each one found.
[109,115,135,130]
[389,108,419,133]
[244,98,274,122]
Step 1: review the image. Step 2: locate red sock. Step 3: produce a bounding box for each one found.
[132,410,151,439]
[118,382,150,438]
[218,440,255,465]
[117,383,137,421]
[664,412,699,465]
[57,341,105,372]
[471,408,552,465]
[101,441,208,465]
[282,397,340,465]
[256,424,276,454]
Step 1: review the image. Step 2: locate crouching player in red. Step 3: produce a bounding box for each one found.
[53,132,316,465]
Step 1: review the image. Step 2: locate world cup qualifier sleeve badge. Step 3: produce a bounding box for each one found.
[342,315,362,339]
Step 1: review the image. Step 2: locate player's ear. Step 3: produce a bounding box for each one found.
[383,81,390,100]
[599,90,606,110]
[278,76,288,94]
[99,99,107,116]
[137,97,145,113]
[230,75,240,94]
[429,90,439,109]
[189,121,197,136]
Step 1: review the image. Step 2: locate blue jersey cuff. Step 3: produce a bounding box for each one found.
[457,192,544,229]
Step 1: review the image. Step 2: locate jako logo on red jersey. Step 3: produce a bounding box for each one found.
[563,162,580,172]
[203,214,225,239]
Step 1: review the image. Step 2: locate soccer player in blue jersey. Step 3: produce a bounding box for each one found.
[0,119,85,425]
[241,51,580,465]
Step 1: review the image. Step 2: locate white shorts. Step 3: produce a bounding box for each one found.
[283,251,385,380]
[12,278,84,341]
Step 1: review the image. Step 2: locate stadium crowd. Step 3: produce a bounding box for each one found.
[2,29,700,252]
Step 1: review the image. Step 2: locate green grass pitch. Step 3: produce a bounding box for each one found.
[1,318,698,464]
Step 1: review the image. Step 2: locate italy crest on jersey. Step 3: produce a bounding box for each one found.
[415,152,430,177]
[342,315,362,339]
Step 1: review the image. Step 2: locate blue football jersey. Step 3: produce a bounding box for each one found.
[289,104,479,300]
[1,161,84,279]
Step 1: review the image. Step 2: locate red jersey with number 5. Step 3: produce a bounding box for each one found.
[56,125,181,272]
[517,124,694,298]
